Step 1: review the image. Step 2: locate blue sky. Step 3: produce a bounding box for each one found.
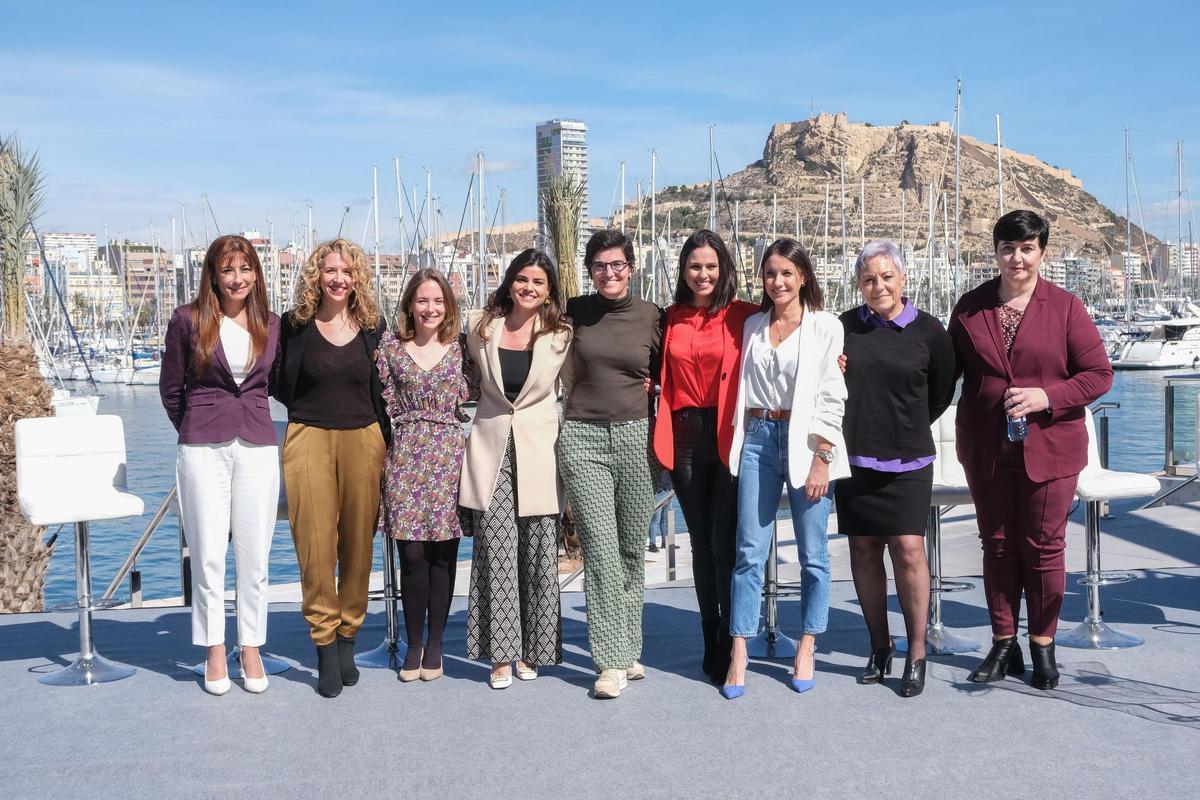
[3,0,1197,251]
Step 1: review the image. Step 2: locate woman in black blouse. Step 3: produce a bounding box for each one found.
[837,240,955,697]
[278,237,390,698]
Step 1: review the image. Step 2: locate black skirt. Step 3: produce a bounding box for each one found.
[834,463,933,536]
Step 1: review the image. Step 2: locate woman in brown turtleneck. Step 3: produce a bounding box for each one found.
[558,228,663,700]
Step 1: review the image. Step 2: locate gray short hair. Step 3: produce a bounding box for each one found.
[854,239,906,278]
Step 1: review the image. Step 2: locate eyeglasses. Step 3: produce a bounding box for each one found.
[590,261,631,275]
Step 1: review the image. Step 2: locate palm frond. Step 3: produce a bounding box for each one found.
[540,172,586,299]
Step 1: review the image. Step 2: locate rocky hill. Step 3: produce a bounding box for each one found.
[622,113,1156,263]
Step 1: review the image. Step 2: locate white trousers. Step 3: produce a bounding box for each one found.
[176,438,280,647]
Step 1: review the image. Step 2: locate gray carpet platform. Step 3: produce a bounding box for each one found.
[2,566,1198,800]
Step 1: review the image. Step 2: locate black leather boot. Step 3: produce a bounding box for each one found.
[700,620,718,681]
[337,635,359,687]
[861,639,895,685]
[900,658,926,697]
[712,629,733,686]
[968,637,1025,683]
[316,643,343,698]
[1029,641,1060,690]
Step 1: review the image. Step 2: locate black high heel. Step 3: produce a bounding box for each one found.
[900,658,926,697]
[861,639,895,685]
[1029,641,1060,690]
[968,637,1025,683]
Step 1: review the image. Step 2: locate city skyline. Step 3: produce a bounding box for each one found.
[2,0,1197,251]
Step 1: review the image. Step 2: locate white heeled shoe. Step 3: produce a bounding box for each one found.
[239,667,268,694]
[203,664,231,696]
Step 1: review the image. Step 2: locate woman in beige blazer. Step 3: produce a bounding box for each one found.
[460,249,572,690]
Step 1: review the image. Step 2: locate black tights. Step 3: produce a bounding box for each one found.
[399,538,461,670]
[848,535,930,661]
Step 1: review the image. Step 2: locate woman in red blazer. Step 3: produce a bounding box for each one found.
[653,229,757,684]
[949,210,1112,690]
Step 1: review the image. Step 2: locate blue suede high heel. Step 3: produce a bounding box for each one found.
[791,647,816,693]
[721,656,748,700]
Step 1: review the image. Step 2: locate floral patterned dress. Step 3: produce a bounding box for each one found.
[376,332,469,541]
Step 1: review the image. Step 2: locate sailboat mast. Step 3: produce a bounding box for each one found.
[620,161,626,234]
[709,125,717,230]
[996,113,1005,216]
[650,150,657,302]
[953,77,962,303]
[1124,128,1133,323]
[372,164,381,305]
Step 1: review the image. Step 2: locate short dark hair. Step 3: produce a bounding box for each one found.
[993,209,1049,250]
[674,229,739,311]
[584,228,634,267]
[758,238,824,312]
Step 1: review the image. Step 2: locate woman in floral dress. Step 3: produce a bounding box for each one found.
[376,268,468,682]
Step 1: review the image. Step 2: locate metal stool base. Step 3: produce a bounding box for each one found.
[1057,619,1144,650]
[39,652,136,686]
[356,638,404,669]
[898,622,981,655]
[746,629,798,659]
[191,647,291,677]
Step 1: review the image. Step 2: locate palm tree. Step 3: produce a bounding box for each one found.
[0,134,54,613]
[540,173,586,299]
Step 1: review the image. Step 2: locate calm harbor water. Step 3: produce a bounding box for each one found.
[38,371,1198,607]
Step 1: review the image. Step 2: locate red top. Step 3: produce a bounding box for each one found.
[654,300,758,470]
[664,304,726,409]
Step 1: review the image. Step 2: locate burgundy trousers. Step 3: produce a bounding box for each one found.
[966,443,1079,639]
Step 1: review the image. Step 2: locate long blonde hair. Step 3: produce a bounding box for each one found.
[291,238,381,329]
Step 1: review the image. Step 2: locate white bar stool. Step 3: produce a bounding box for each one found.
[1058,409,1160,649]
[15,415,145,686]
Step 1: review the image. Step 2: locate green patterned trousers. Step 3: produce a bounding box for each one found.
[558,418,656,671]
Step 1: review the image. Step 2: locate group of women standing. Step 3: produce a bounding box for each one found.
[160,208,1112,700]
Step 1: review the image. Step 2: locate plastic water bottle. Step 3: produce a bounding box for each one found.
[1006,415,1028,442]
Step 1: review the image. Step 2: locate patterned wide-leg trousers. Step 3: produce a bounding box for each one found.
[466,434,562,664]
[557,418,655,672]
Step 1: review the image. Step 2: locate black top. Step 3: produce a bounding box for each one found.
[289,330,377,429]
[277,311,392,446]
[839,307,957,461]
[562,291,663,422]
[498,347,533,403]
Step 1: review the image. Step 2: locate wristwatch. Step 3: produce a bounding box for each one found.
[815,448,835,465]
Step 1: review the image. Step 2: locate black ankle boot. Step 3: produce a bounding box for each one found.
[337,635,359,687]
[700,621,718,681]
[710,628,729,686]
[1029,641,1060,690]
[316,643,343,698]
[862,639,895,685]
[968,637,1025,683]
[900,657,926,697]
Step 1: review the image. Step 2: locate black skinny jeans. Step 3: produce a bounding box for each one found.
[669,408,738,640]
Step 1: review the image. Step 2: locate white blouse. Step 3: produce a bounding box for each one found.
[220,317,251,385]
[743,322,800,411]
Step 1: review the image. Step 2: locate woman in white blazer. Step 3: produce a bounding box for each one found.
[722,238,849,699]
[460,249,572,690]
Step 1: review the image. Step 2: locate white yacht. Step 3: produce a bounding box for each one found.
[1111,317,1200,369]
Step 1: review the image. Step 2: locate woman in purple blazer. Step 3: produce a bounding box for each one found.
[160,234,282,696]
[950,210,1112,690]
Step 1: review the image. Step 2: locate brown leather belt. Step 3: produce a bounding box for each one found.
[747,408,791,421]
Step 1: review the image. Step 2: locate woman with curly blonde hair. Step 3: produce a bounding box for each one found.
[277,237,390,697]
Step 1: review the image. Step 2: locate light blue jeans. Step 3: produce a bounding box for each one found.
[730,417,832,638]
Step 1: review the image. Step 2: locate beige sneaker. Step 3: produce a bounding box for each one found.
[594,668,627,698]
[626,661,645,681]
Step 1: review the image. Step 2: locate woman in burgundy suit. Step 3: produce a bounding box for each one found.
[949,210,1112,690]
[160,234,281,696]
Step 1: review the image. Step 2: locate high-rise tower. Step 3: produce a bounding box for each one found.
[535,119,589,255]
